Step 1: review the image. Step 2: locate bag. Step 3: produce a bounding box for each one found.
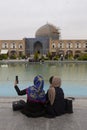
[12,100,26,111]
[64,98,73,113]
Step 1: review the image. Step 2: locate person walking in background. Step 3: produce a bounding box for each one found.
[13,75,46,117]
[46,76,65,118]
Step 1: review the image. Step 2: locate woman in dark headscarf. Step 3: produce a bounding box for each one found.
[14,75,46,117]
[46,76,65,118]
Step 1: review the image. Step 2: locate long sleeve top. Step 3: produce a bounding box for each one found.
[14,85,46,117]
[14,85,26,95]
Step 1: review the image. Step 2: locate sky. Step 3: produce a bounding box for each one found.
[0,0,87,40]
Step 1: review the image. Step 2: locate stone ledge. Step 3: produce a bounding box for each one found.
[0,97,87,130]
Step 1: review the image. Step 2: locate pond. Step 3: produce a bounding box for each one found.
[0,62,87,97]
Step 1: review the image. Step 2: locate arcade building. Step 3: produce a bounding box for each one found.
[0,23,87,58]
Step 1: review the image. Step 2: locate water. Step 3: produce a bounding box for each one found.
[0,62,87,97]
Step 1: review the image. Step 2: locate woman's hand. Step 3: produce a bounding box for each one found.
[14,80,18,87]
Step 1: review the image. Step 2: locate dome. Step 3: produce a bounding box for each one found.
[35,23,60,39]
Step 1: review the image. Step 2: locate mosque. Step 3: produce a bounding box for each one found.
[25,23,60,57]
[0,23,87,58]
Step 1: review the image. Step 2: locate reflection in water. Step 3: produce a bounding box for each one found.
[1,64,8,68]
[0,62,87,97]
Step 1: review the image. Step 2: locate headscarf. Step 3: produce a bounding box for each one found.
[26,75,46,103]
[48,76,61,105]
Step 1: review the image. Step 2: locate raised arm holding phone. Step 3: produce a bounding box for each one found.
[13,75,46,117]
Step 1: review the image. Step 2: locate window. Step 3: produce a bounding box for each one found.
[86,43,87,48]
[2,43,8,48]
[75,43,77,48]
[58,43,60,48]
[58,43,63,48]
[75,43,81,48]
[10,43,16,49]
[66,43,73,49]
[52,43,56,48]
[19,44,23,49]
[83,43,87,48]
[60,43,62,48]
[66,43,70,48]
[68,43,70,49]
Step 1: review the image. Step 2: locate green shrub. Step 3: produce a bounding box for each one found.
[10,55,17,59]
[44,57,49,60]
[0,54,8,60]
[34,52,39,61]
[78,54,87,60]
[21,55,26,59]
[74,54,80,59]
[53,56,59,60]
[0,55,3,60]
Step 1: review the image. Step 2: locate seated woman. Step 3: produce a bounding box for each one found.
[14,75,46,117]
[46,76,65,118]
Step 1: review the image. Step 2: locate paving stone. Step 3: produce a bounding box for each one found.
[0,97,87,130]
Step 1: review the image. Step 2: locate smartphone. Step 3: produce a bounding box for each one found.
[16,76,19,84]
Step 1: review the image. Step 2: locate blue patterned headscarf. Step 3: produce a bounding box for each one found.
[26,75,46,103]
[34,75,44,91]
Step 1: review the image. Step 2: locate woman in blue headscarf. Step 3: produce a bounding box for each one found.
[14,75,46,117]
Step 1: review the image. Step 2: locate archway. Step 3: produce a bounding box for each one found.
[34,41,43,54]
[66,50,73,55]
[10,50,17,56]
[58,50,64,56]
[75,50,81,54]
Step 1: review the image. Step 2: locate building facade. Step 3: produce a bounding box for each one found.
[0,39,25,57]
[50,39,87,56]
[25,23,87,57]
[0,23,87,58]
[25,37,49,56]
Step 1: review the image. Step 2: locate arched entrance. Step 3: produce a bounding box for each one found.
[65,50,73,60]
[10,50,17,59]
[66,50,73,55]
[10,50,17,56]
[58,50,64,56]
[34,41,43,54]
[75,50,81,55]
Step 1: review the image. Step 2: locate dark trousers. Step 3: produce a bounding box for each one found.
[12,100,26,111]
